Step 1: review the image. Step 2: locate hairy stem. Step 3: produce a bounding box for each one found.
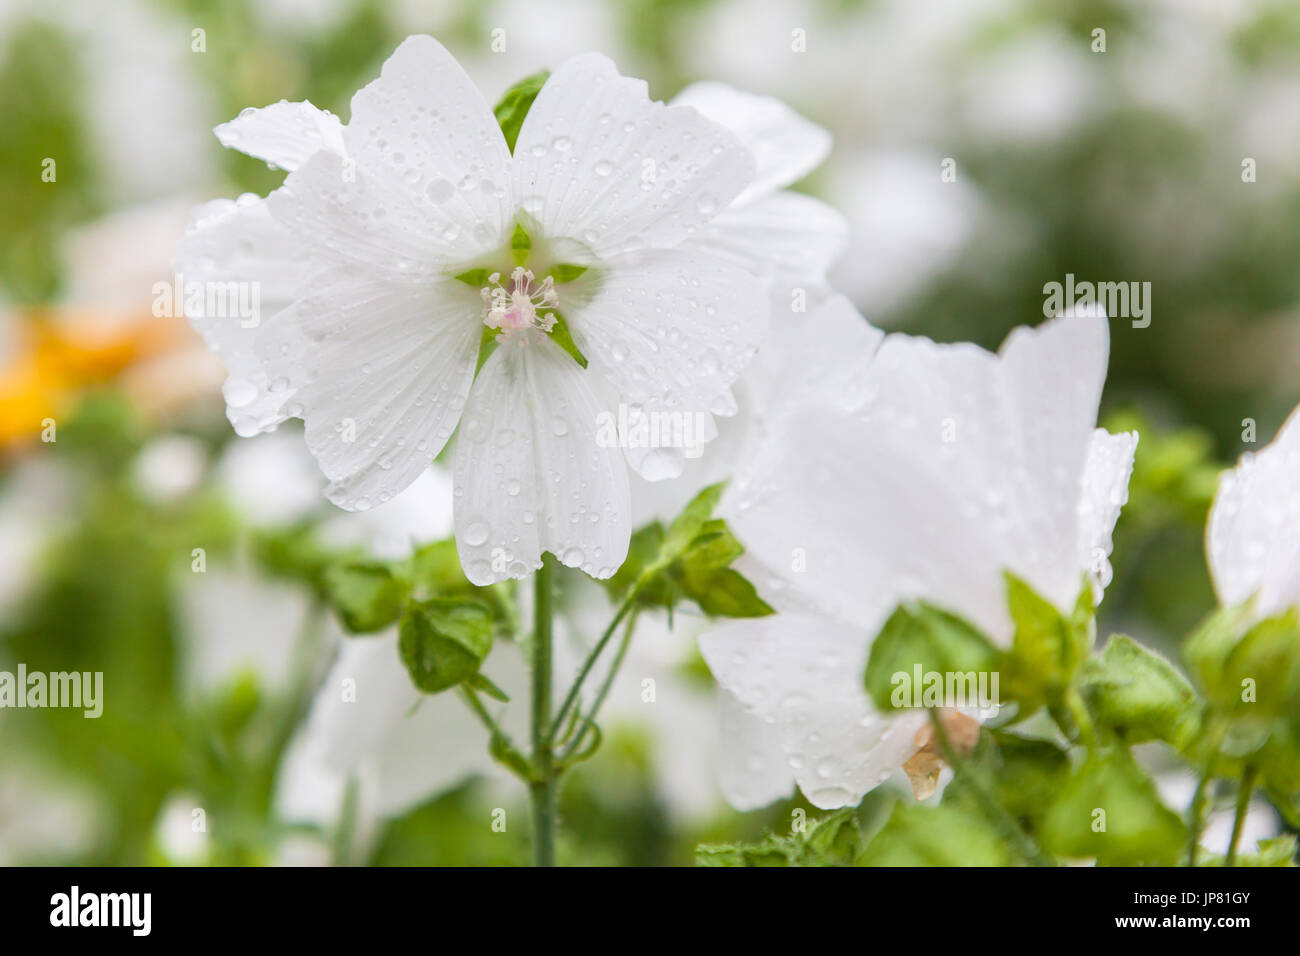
[1225,765,1258,867]
[560,608,640,762]
[1187,719,1225,867]
[529,557,557,867]
[549,584,640,740]
[927,708,1054,867]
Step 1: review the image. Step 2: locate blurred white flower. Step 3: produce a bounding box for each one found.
[699,306,1137,809]
[0,753,105,865]
[0,456,75,619]
[958,30,1097,144]
[1156,771,1279,857]
[176,35,787,588]
[0,0,214,204]
[132,435,207,504]
[1207,404,1300,618]
[152,791,211,866]
[173,563,322,699]
[828,149,983,316]
[274,634,527,849]
[216,429,327,529]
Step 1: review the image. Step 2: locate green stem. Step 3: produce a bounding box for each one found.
[548,583,640,740]
[1225,765,1258,867]
[1064,688,1097,750]
[1187,720,1224,867]
[559,608,640,763]
[459,686,530,779]
[529,557,557,867]
[927,708,1055,867]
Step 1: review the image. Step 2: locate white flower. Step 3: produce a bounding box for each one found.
[671,82,847,298]
[699,305,1138,809]
[274,635,527,847]
[1207,404,1300,619]
[176,35,781,587]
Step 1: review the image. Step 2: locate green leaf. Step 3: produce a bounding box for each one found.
[602,522,667,604]
[662,482,727,560]
[680,519,745,570]
[863,602,1000,713]
[549,263,588,283]
[985,731,1072,826]
[680,567,773,618]
[603,487,773,620]
[1186,604,1300,720]
[323,560,408,634]
[1083,634,1200,748]
[1258,717,1300,795]
[398,598,495,694]
[492,70,548,153]
[408,538,514,627]
[857,800,1014,867]
[1225,610,1300,718]
[999,572,1092,713]
[1183,601,1256,701]
[1038,746,1185,865]
[695,807,869,867]
[1199,835,1297,867]
[252,523,342,595]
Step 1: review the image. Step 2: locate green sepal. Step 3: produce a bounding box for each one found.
[863,602,1000,713]
[1038,745,1185,865]
[492,70,548,153]
[547,310,588,369]
[1082,634,1200,748]
[322,559,409,634]
[398,597,495,694]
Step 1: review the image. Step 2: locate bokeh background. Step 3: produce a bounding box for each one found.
[2,0,1298,864]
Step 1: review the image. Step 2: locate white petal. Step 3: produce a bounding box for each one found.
[619,408,718,482]
[173,196,309,436]
[715,688,794,811]
[1208,405,1300,616]
[725,311,1114,642]
[569,248,768,422]
[700,615,924,809]
[342,35,513,259]
[258,269,482,511]
[684,191,847,288]
[672,81,831,203]
[510,53,754,258]
[1077,428,1139,595]
[453,333,630,585]
[215,99,345,171]
[745,293,884,427]
[267,150,471,274]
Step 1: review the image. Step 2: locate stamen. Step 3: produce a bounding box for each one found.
[480,267,558,341]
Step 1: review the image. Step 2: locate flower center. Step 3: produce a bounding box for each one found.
[481,267,558,342]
